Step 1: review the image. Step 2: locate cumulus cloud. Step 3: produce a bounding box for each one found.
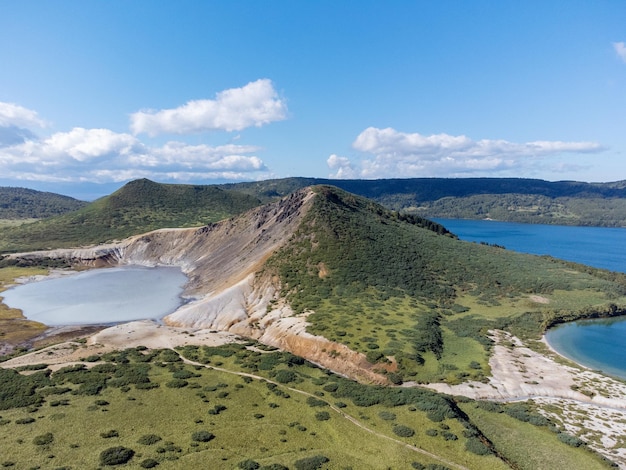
[0,102,48,147]
[614,42,626,63]
[0,102,47,129]
[0,127,268,183]
[328,127,605,179]
[130,79,287,136]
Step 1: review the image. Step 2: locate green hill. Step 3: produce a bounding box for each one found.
[223,177,626,226]
[266,186,626,382]
[0,179,262,252]
[0,187,87,219]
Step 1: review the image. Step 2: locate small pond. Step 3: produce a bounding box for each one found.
[1,265,188,326]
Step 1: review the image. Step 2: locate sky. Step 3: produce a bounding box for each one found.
[1,1,625,200]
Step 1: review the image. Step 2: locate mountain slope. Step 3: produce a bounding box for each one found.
[224,177,626,226]
[0,187,87,219]
[0,179,262,252]
[9,185,626,385]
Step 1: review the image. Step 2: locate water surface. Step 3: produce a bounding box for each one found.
[434,218,626,378]
[2,265,187,326]
[434,218,626,273]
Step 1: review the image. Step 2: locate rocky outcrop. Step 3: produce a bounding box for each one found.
[7,187,389,384]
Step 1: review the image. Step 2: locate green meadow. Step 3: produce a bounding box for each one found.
[0,344,615,469]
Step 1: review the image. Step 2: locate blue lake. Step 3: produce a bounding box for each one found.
[434,218,626,379]
[434,218,626,273]
[1,265,187,326]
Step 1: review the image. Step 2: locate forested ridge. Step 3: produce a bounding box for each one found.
[0,187,87,219]
[223,177,626,227]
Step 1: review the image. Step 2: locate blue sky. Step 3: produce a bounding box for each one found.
[1,1,625,200]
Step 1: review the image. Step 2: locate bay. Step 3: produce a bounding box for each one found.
[2,265,187,326]
[434,218,626,273]
[433,218,626,379]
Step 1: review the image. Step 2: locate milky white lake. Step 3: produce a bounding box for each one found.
[2,265,187,326]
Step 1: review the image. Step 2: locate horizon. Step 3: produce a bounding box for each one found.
[1,1,625,200]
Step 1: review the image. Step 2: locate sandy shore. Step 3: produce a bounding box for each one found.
[424,330,626,468]
[1,320,239,370]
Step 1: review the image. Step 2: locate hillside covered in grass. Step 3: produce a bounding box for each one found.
[265,186,626,384]
[0,179,262,252]
[223,177,626,227]
[0,187,87,220]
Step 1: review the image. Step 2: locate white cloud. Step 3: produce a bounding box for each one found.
[130,79,287,136]
[614,42,626,63]
[328,127,605,179]
[0,101,48,147]
[0,102,47,129]
[0,127,268,183]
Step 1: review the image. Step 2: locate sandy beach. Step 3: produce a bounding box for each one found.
[424,330,626,467]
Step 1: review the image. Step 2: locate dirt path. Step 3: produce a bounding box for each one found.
[179,354,471,470]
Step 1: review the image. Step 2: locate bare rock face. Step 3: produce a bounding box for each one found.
[8,188,389,384]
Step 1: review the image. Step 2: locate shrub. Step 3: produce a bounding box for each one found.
[392,425,415,437]
[33,432,54,446]
[294,455,330,470]
[274,370,297,384]
[140,459,159,468]
[558,432,584,447]
[100,430,119,438]
[15,417,35,424]
[378,411,396,421]
[238,460,260,469]
[465,437,492,455]
[315,411,330,421]
[166,379,188,388]
[306,397,328,407]
[172,369,198,379]
[191,431,215,442]
[99,446,135,465]
[137,434,162,445]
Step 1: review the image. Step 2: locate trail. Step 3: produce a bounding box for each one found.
[178,353,472,470]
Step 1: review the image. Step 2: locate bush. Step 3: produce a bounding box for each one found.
[137,434,162,445]
[165,379,188,388]
[306,397,328,407]
[274,370,297,384]
[191,430,215,442]
[140,458,159,468]
[172,369,199,379]
[238,460,260,470]
[294,455,330,470]
[315,411,330,421]
[378,411,396,421]
[558,432,584,447]
[392,425,415,437]
[99,446,135,465]
[100,430,119,438]
[33,432,54,446]
[465,437,492,455]
[15,417,35,424]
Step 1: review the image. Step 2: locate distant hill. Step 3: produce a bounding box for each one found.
[223,177,626,227]
[0,187,87,219]
[0,179,262,252]
[4,176,626,253]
